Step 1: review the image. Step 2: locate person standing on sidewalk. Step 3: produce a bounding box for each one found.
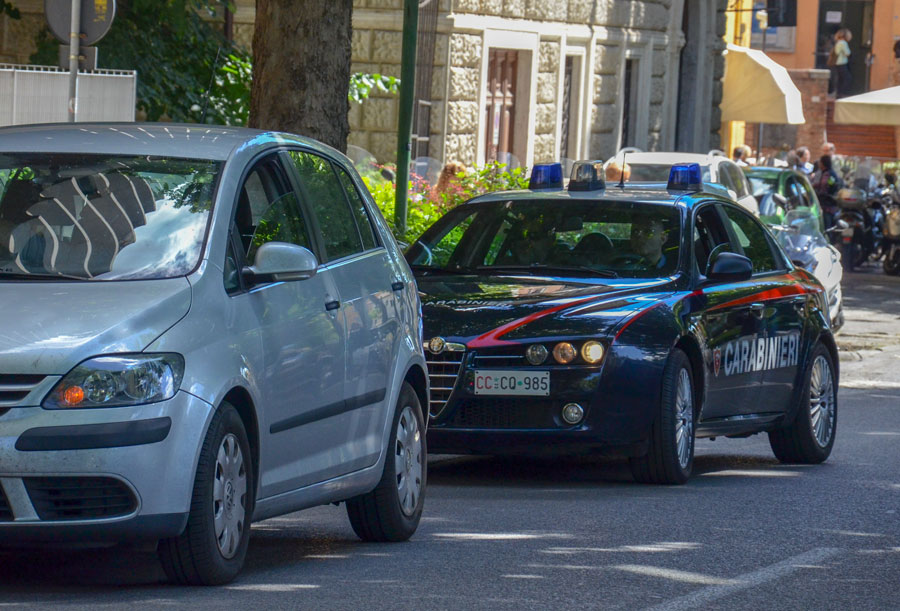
[829,29,853,97]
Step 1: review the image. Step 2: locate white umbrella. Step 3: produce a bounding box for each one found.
[720,44,805,124]
[834,86,900,125]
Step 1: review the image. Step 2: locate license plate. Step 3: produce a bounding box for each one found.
[473,370,550,396]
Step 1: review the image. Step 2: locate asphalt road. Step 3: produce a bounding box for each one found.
[1,270,898,610]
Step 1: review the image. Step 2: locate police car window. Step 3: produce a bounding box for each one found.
[722,206,779,274]
[408,200,681,279]
[288,151,364,262]
[693,206,730,274]
[406,209,479,268]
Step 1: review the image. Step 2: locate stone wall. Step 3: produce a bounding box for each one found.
[0,10,44,64]
[443,32,481,166]
[450,0,669,30]
[533,39,559,163]
[790,69,830,149]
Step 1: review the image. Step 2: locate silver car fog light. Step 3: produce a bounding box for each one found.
[561,403,584,425]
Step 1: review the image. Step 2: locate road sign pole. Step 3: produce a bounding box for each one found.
[67,0,81,122]
[394,0,418,235]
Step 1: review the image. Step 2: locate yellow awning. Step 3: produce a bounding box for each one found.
[834,86,900,125]
[721,44,805,125]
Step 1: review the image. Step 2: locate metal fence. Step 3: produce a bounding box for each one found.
[0,64,136,126]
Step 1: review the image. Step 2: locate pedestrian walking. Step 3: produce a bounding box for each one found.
[812,154,843,228]
[828,29,853,97]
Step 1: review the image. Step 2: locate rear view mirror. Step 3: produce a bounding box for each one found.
[243,242,318,285]
[705,251,753,282]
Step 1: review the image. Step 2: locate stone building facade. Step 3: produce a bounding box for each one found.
[351,0,729,169]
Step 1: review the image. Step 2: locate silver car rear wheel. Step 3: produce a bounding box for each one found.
[396,406,423,517]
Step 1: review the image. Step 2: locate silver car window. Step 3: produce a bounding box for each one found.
[0,154,220,280]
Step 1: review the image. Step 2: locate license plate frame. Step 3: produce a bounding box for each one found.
[473,370,550,396]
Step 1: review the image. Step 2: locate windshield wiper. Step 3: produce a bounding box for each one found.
[410,265,475,275]
[0,270,87,281]
[481,264,619,278]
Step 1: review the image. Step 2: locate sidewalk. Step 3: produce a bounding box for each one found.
[835,263,900,389]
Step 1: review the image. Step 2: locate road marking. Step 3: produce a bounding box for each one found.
[644,547,840,611]
[841,380,900,389]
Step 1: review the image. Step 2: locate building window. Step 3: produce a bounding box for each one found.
[484,49,519,166]
[620,58,640,149]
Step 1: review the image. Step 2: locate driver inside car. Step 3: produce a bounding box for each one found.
[627,217,669,270]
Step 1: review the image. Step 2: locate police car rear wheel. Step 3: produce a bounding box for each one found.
[346,382,426,542]
[629,349,695,485]
[768,343,837,463]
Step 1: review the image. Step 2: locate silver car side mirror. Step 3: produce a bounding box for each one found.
[244,242,318,284]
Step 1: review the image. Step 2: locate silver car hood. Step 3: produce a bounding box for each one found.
[0,278,191,375]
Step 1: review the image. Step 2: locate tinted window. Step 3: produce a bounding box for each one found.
[335,166,377,250]
[289,151,363,262]
[408,199,681,279]
[693,205,732,274]
[722,205,780,274]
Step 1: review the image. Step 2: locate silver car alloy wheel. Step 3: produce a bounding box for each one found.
[675,368,694,469]
[809,355,836,448]
[213,433,247,559]
[395,406,423,516]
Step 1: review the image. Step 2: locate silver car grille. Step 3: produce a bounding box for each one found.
[0,374,49,410]
[426,345,465,418]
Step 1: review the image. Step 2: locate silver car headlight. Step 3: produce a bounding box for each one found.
[44,354,185,409]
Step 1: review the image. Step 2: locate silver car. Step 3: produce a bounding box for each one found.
[0,124,428,584]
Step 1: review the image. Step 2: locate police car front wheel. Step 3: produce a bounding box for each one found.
[768,343,837,464]
[629,349,696,485]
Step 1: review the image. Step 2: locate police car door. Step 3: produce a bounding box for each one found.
[720,204,804,415]
[692,203,762,420]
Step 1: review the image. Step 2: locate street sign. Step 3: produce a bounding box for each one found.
[45,0,116,46]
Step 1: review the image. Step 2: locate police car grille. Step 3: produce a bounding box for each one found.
[448,399,557,429]
[426,349,465,417]
[472,351,525,368]
[0,488,11,521]
[0,374,47,410]
[23,477,137,521]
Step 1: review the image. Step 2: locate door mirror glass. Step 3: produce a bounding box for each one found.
[245,242,318,284]
[706,251,753,282]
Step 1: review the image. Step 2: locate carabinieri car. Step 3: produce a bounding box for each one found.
[407,162,839,484]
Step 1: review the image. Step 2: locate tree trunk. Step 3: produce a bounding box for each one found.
[249,0,352,153]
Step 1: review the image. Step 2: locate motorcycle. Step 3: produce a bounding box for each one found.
[883,196,900,276]
[835,187,882,272]
[771,207,845,330]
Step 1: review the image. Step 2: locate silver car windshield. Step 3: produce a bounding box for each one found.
[0,154,220,280]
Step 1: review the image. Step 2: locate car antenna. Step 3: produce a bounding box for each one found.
[200,47,224,125]
[618,152,627,189]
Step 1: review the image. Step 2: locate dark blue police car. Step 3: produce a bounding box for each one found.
[407,162,838,484]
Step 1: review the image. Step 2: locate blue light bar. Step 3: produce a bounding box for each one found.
[568,161,606,192]
[529,163,563,190]
[667,163,703,192]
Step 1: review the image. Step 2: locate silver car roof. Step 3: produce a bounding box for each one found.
[0,122,346,163]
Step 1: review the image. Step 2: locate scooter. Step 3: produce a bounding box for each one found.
[836,187,881,272]
[883,197,900,276]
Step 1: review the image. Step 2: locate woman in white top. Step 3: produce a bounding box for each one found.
[831,29,853,97]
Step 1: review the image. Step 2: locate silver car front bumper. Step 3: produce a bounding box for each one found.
[0,391,213,542]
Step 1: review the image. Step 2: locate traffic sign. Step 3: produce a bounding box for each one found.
[45,0,116,46]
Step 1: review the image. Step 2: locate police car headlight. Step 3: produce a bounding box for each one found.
[580,341,605,364]
[526,344,549,365]
[44,354,185,409]
[552,342,577,364]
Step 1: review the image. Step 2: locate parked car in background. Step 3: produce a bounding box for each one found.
[0,124,428,585]
[605,150,759,215]
[744,167,844,329]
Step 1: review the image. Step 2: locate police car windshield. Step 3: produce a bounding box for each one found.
[627,163,712,183]
[407,199,681,279]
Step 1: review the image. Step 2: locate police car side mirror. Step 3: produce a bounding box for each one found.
[705,252,753,282]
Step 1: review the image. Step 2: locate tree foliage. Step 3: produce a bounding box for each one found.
[30,0,250,125]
